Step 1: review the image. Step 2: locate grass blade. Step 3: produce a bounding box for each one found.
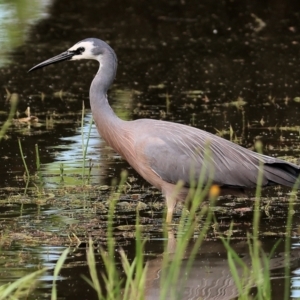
[51,248,69,300]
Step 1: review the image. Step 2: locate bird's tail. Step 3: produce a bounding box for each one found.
[264,162,300,188]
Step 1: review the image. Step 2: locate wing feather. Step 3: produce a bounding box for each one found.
[135,120,300,189]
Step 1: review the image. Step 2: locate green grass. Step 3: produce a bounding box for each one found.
[6,106,300,300]
[219,142,300,300]
[0,268,47,300]
[79,169,217,300]
[1,166,298,300]
[0,93,18,142]
[81,101,94,184]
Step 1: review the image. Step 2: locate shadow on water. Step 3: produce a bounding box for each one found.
[1,0,300,299]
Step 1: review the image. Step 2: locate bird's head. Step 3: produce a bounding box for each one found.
[28,38,114,72]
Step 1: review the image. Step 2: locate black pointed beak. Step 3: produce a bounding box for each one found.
[28,51,75,73]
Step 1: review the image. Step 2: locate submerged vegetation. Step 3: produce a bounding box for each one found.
[1,115,300,299]
[1,167,299,299]
[1,0,300,297]
[0,96,300,299]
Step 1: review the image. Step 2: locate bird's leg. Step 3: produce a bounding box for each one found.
[166,208,174,223]
[165,195,177,223]
[166,229,176,254]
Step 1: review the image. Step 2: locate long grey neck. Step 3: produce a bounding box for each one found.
[89,48,124,152]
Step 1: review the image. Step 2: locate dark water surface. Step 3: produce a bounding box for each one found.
[1,0,300,299]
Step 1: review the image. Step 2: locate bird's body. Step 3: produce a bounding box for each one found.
[29,38,300,222]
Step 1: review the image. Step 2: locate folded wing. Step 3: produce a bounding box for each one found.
[142,121,300,189]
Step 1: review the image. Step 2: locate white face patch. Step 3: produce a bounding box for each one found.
[68,41,97,61]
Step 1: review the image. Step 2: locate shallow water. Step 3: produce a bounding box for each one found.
[1,0,300,299]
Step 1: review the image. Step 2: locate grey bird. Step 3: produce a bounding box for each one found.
[28,38,300,222]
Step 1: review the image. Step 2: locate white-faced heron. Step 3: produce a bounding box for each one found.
[28,38,300,222]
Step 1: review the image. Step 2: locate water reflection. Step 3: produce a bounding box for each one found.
[42,113,104,187]
[41,88,134,187]
[144,233,300,300]
[291,272,300,299]
[0,0,51,66]
[1,0,300,299]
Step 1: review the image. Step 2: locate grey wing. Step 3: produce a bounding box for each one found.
[143,122,300,189]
